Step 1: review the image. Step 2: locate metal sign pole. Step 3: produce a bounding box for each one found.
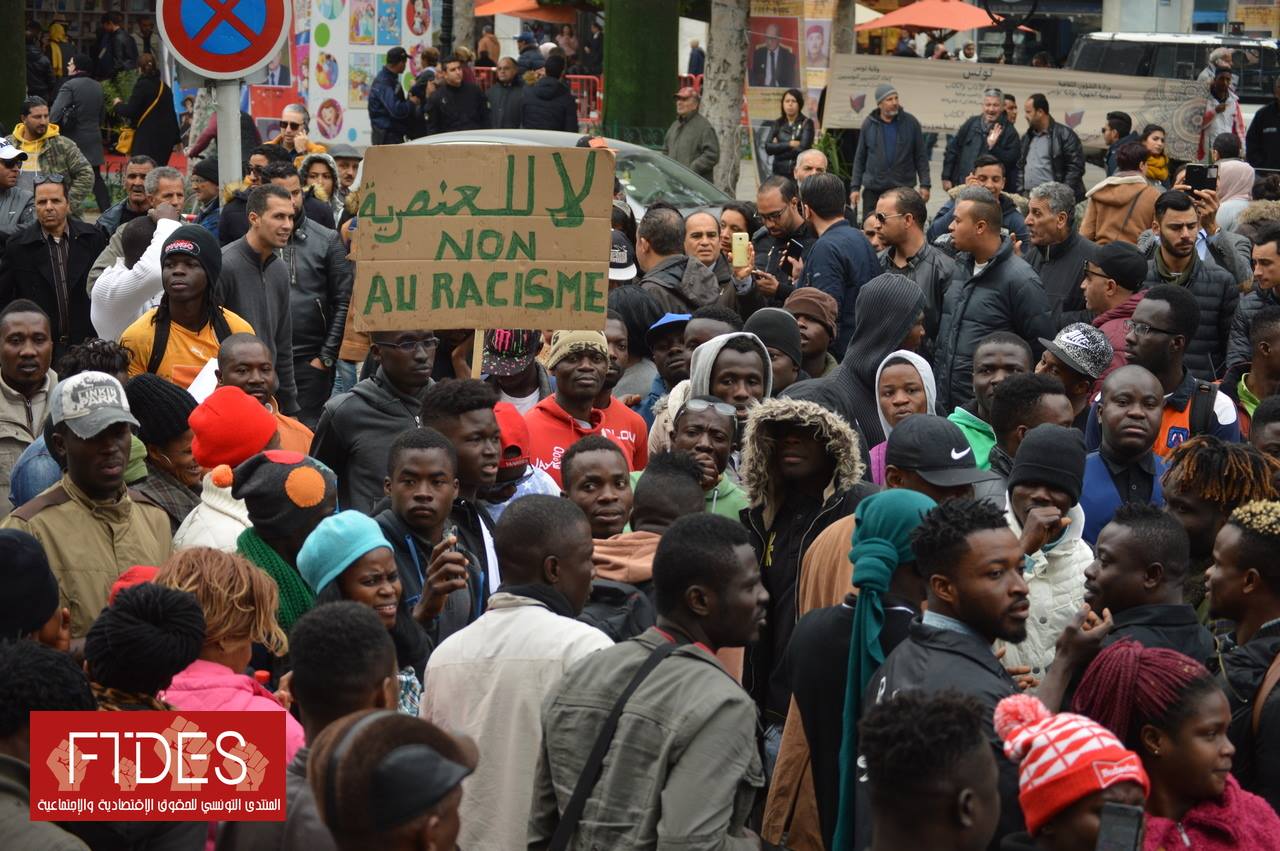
[215,79,243,191]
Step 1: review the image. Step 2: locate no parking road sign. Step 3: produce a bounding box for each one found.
[158,0,291,79]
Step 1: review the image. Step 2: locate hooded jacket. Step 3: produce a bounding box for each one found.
[784,273,925,471]
[6,122,95,215]
[1141,241,1238,380]
[996,500,1091,676]
[869,350,937,485]
[934,237,1053,410]
[879,240,956,350]
[299,152,344,221]
[1024,229,1096,329]
[1091,288,1144,381]
[524,394,607,487]
[648,332,774,455]
[520,75,579,132]
[311,367,431,512]
[639,253,761,319]
[850,108,930,193]
[740,397,875,724]
[1081,174,1161,246]
[274,187,352,364]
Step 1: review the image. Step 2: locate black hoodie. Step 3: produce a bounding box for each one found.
[782,273,925,475]
[521,75,579,132]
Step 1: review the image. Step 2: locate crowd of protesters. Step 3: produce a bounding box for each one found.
[9,16,1280,851]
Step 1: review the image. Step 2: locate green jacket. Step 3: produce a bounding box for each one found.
[663,111,720,181]
[707,473,750,521]
[7,123,95,216]
[948,405,996,470]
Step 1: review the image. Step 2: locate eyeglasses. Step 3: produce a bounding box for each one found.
[875,211,907,224]
[759,208,788,222]
[374,336,440,353]
[1081,264,1107,280]
[279,120,303,130]
[34,172,64,185]
[677,398,737,420]
[1124,319,1178,337]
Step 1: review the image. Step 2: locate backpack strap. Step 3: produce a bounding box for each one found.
[547,639,680,851]
[1253,651,1280,737]
[1188,381,1216,439]
[1117,187,1147,232]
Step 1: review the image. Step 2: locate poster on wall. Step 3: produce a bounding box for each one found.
[309,0,432,144]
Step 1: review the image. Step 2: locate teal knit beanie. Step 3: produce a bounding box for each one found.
[297,510,394,595]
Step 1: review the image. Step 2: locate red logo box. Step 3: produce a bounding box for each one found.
[30,711,287,821]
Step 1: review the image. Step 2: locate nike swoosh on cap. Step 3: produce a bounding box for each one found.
[950,446,972,460]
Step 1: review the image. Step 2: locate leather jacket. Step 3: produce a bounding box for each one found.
[277,211,352,363]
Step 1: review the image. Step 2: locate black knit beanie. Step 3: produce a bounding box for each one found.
[85,583,205,695]
[230,449,338,530]
[125,374,198,446]
[744,308,803,368]
[1008,423,1086,505]
[162,224,223,286]
[0,530,59,640]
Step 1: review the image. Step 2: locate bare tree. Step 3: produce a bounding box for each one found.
[833,0,857,55]
[452,0,475,59]
[703,0,748,194]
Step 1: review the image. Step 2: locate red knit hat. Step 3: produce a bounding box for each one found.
[493,401,530,469]
[995,693,1149,835]
[109,565,158,605]
[188,386,278,469]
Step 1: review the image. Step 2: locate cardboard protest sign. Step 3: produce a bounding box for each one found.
[352,145,614,332]
[825,54,1217,161]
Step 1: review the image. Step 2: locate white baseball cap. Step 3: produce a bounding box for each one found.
[0,141,29,163]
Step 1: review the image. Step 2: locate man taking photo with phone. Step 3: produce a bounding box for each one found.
[752,176,816,305]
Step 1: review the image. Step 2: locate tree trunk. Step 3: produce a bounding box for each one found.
[1,0,26,125]
[602,0,678,146]
[832,0,857,55]
[704,0,748,194]
[452,0,475,59]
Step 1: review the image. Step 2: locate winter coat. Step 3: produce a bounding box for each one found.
[1080,174,1161,246]
[520,75,578,132]
[368,65,412,134]
[942,114,1021,187]
[784,273,925,462]
[740,396,875,724]
[1092,289,1145,381]
[1017,119,1086,201]
[934,237,1053,410]
[1135,225,1253,289]
[1142,243,1238,380]
[851,109,930,193]
[1233,199,1280,245]
[0,370,53,518]
[311,367,430,513]
[422,593,612,851]
[487,79,525,129]
[49,73,106,166]
[426,81,490,134]
[274,200,351,364]
[0,754,88,851]
[765,116,815,177]
[299,152,343,221]
[172,472,250,552]
[528,628,764,851]
[997,501,1092,676]
[161,659,305,761]
[1247,98,1280,171]
[1210,621,1280,811]
[114,73,179,165]
[0,218,107,350]
[1024,229,1096,328]
[1229,285,1279,370]
[796,220,882,353]
[217,237,298,412]
[862,618,1025,846]
[880,240,957,347]
[639,254,761,319]
[663,111,720,181]
[6,123,94,215]
[1142,774,1280,851]
[928,189,1030,246]
[0,186,33,243]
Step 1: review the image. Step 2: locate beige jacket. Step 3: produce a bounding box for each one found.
[1,475,172,637]
[0,370,54,517]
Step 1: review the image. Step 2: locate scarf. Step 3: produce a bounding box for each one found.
[92,682,170,711]
[1146,154,1169,183]
[833,489,937,851]
[498,583,578,619]
[237,527,315,632]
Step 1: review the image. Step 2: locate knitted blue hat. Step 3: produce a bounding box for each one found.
[297,510,394,595]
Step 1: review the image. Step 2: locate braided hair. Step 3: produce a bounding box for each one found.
[1162,436,1280,510]
[1072,640,1220,753]
[1227,500,1280,590]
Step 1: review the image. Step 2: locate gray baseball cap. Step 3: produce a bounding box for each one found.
[49,372,139,439]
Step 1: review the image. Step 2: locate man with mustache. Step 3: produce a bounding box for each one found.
[861,497,1033,849]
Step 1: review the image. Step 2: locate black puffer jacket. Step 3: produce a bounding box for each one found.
[1228,285,1278,369]
[1209,621,1280,812]
[1142,243,1238,380]
[519,76,578,132]
[934,237,1053,411]
[1017,119,1086,201]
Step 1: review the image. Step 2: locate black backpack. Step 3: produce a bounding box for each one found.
[1187,380,1216,439]
[577,579,656,643]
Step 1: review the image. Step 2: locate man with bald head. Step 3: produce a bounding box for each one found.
[1079,364,1168,545]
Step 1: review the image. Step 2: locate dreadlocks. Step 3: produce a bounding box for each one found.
[1162,436,1280,509]
[1072,640,1220,752]
[1228,500,1280,590]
